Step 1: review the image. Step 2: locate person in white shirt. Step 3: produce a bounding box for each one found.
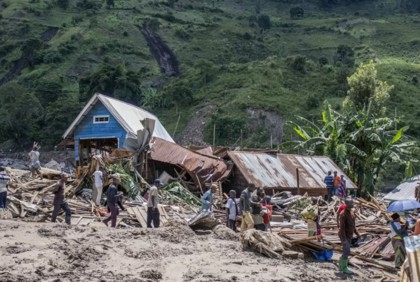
[92,167,104,205]
[28,143,42,179]
[147,179,161,228]
[225,190,239,232]
[0,167,10,209]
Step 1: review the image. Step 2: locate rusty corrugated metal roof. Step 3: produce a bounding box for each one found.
[227,151,357,190]
[149,137,231,184]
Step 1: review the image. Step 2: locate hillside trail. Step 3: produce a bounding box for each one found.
[0,220,379,282]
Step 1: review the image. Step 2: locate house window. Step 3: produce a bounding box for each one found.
[93,115,110,124]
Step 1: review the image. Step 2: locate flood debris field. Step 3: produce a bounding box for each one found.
[0,219,396,282]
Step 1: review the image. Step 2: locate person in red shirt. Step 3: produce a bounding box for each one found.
[337,203,346,227]
[261,196,273,231]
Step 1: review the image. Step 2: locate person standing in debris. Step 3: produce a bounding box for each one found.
[261,196,273,232]
[201,183,217,211]
[337,175,347,199]
[338,197,360,274]
[324,171,334,202]
[103,174,123,228]
[226,190,239,232]
[251,188,266,231]
[29,143,42,180]
[336,202,346,228]
[333,171,340,196]
[389,213,409,268]
[416,182,420,202]
[0,167,10,209]
[240,184,255,232]
[51,173,71,225]
[92,167,104,206]
[147,179,161,228]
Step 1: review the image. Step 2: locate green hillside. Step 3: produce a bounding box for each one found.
[0,0,420,149]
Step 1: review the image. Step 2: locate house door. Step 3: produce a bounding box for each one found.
[78,138,119,166]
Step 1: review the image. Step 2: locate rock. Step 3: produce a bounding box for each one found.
[282,250,304,259]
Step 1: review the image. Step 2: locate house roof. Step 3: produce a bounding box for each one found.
[227,151,357,190]
[383,176,419,201]
[63,93,174,145]
[149,137,232,185]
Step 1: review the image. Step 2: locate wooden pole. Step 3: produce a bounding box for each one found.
[270,134,273,149]
[213,123,216,148]
[296,168,300,195]
[240,129,243,148]
[173,113,181,136]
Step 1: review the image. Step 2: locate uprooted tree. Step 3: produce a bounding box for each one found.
[285,61,420,197]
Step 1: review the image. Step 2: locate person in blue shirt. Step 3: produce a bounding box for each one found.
[324,171,334,202]
[201,184,217,211]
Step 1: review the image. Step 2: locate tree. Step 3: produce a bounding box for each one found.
[285,63,418,196]
[290,7,304,19]
[345,60,393,113]
[257,14,271,31]
[56,0,70,9]
[106,0,115,8]
[40,95,82,146]
[0,82,43,148]
[79,64,143,104]
[334,44,355,67]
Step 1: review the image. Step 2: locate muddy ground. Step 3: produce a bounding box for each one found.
[0,219,395,282]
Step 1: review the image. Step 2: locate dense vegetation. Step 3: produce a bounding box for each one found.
[0,0,419,158]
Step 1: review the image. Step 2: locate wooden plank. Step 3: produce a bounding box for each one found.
[158,206,167,224]
[127,207,147,227]
[138,207,148,227]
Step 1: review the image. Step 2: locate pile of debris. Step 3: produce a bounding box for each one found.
[261,194,415,280]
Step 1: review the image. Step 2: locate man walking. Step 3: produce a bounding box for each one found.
[51,173,71,225]
[103,174,123,228]
[147,179,161,228]
[92,167,104,205]
[201,183,217,211]
[240,183,255,232]
[29,143,42,179]
[338,197,360,274]
[324,171,334,202]
[0,167,10,209]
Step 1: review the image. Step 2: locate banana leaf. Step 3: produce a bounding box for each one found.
[159,182,201,207]
[108,163,140,199]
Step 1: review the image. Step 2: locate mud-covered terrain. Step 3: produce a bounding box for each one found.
[0,220,389,282]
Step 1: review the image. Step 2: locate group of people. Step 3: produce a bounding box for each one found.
[201,183,273,233]
[324,170,347,201]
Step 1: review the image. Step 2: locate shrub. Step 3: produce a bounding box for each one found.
[56,0,69,9]
[319,57,329,66]
[290,7,304,19]
[334,44,354,67]
[257,14,271,31]
[174,28,190,40]
[286,55,307,73]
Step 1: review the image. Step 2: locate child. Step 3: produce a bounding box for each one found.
[226,190,239,232]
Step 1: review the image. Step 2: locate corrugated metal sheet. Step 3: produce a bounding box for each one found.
[149,137,231,183]
[384,176,420,201]
[227,151,357,190]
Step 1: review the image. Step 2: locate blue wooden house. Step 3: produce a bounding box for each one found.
[62,93,174,164]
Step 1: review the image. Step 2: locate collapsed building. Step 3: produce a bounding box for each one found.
[62,93,356,196]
